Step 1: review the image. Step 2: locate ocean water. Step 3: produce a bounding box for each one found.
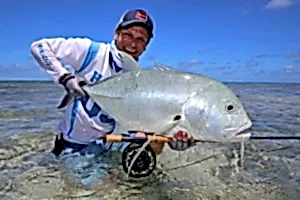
[1,81,300,200]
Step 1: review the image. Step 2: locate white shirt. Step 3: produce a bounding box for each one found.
[30,37,127,144]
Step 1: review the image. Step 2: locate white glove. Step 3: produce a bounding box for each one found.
[58,73,86,97]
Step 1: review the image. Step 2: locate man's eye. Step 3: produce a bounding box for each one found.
[122,32,132,37]
[137,38,147,43]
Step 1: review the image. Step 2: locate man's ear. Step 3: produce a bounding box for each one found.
[114,33,118,41]
[114,29,120,40]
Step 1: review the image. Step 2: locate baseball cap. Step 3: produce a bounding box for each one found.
[117,9,154,38]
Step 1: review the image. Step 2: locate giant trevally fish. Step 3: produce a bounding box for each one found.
[58,51,252,142]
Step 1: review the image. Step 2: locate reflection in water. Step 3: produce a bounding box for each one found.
[1,81,300,200]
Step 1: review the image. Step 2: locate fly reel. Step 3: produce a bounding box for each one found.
[122,143,156,178]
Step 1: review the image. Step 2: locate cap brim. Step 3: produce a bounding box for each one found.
[120,19,147,28]
[118,20,153,38]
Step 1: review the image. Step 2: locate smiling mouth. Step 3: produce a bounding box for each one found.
[123,47,138,54]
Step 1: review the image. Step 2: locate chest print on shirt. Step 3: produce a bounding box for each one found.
[89,71,103,84]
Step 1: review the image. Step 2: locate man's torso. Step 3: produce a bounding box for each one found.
[58,41,126,144]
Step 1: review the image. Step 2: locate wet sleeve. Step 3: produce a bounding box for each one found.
[30,37,92,83]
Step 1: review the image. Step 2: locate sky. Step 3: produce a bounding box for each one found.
[1,0,300,82]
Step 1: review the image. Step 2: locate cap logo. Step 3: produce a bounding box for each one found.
[135,11,147,20]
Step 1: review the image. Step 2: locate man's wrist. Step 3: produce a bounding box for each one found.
[58,73,74,86]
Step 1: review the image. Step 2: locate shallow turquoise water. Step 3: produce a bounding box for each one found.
[1,81,300,200]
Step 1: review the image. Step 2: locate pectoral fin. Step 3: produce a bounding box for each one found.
[57,81,88,109]
[57,94,73,109]
[117,51,141,72]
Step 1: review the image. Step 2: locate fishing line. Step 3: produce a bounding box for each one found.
[122,134,300,176]
[161,154,219,172]
[126,133,154,177]
[159,136,300,173]
[122,143,156,178]
[104,133,300,178]
[126,121,181,178]
[250,136,300,140]
[265,146,294,153]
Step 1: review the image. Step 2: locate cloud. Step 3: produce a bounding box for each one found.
[242,10,248,16]
[220,66,231,70]
[264,0,296,10]
[245,59,259,69]
[294,60,300,64]
[284,64,297,72]
[0,62,49,80]
[253,70,266,76]
[255,54,278,58]
[204,66,237,75]
[266,64,300,82]
[148,56,156,61]
[222,68,239,75]
[177,59,203,69]
[197,49,213,54]
[283,52,300,59]
[0,59,74,80]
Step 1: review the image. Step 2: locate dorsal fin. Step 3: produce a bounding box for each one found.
[154,62,176,71]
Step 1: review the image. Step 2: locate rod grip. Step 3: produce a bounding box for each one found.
[104,134,172,143]
[104,135,123,142]
[146,135,171,143]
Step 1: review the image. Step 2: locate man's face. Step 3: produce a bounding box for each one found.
[114,25,150,60]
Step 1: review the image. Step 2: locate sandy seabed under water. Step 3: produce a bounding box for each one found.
[1,81,300,200]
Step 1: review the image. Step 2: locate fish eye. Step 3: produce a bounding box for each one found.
[173,115,181,121]
[225,104,234,112]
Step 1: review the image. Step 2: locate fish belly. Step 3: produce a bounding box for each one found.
[84,69,210,134]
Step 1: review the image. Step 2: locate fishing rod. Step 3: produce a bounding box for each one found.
[103,134,300,179]
[249,136,300,140]
[103,134,300,144]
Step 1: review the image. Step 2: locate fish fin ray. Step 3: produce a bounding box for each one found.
[153,62,176,71]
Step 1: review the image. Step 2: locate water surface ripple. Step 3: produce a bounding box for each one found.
[1,81,300,200]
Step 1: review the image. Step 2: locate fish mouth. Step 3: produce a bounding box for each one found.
[224,120,252,136]
[227,120,253,142]
[235,120,252,136]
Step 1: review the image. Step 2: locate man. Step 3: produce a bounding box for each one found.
[30,9,195,158]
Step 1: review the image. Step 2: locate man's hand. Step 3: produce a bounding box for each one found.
[59,73,86,97]
[132,131,196,154]
[168,131,196,151]
[134,132,165,155]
